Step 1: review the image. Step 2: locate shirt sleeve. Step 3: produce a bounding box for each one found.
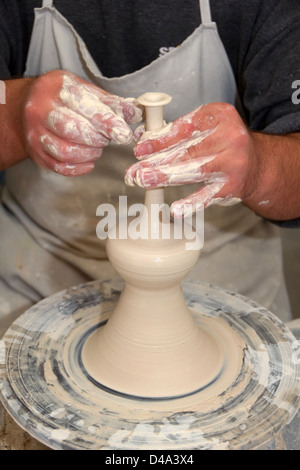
[0,2,14,79]
[240,0,300,135]
[268,218,300,228]
[0,0,36,79]
[236,1,300,226]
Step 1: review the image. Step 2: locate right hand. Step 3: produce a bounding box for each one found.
[23,70,143,176]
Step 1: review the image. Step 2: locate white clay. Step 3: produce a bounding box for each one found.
[81,92,244,399]
[59,74,134,144]
[81,229,244,398]
[47,107,107,146]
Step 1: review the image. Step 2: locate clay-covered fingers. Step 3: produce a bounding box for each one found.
[28,131,102,176]
[40,134,103,162]
[126,107,225,205]
[46,106,110,147]
[58,74,142,144]
[170,175,229,218]
[23,70,143,176]
[126,128,217,186]
[125,154,217,187]
[134,103,226,159]
[99,94,144,126]
[127,102,252,213]
[30,151,96,176]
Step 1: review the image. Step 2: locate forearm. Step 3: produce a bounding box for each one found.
[0,78,34,170]
[245,132,300,221]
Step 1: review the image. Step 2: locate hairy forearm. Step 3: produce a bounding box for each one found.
[0,78,34,170]
[245,131,300,221]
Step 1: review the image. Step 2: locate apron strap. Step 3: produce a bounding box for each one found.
[199,0,212,23]
[42,0,53,7]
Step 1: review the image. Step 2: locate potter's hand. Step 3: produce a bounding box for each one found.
[126,103,257,217]
[24,71,142,176]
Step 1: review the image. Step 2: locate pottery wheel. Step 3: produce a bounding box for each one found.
[0,280,299,450]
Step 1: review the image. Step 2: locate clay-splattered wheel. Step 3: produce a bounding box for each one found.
[0,280,299,450]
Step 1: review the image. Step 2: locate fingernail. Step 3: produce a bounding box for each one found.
[135,168,158,187]
[134,141,154,157]
[124,169,135,186]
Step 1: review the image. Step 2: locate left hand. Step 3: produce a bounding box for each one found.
[23,71,143,176]
[125,102,258,217]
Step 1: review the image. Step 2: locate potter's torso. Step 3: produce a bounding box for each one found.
[4,0,247,258]
[0,0,290,320]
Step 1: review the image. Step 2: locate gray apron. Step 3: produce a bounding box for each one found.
[0,0,291,338]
